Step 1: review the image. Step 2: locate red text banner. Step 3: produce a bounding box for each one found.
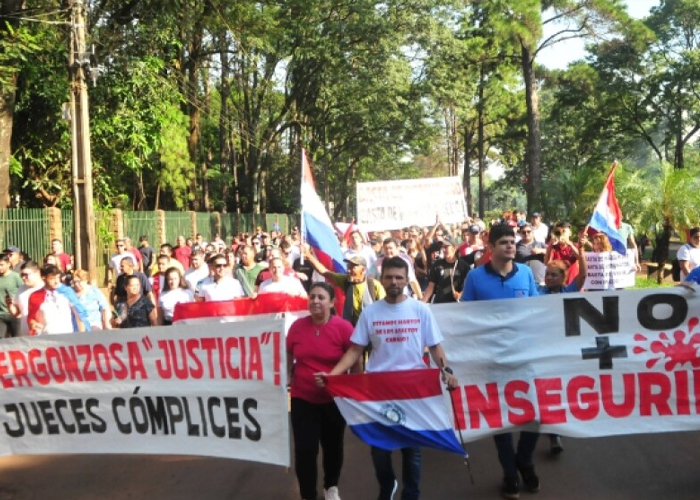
[0,319,289,466]
[434,287,700,441]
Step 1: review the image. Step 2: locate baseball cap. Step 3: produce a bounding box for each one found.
[556,220,572,228]
[468,224,481,233]
[442,237,457,247]
[531,212,542,218]
[344,255,367,268]
[3,245,19,253]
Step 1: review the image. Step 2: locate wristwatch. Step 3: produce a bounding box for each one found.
[443,366,454,375]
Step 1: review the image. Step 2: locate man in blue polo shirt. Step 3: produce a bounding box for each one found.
[460,224,539,499]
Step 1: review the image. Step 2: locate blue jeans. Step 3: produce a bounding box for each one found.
[370,446,421,500]
[493,431,540,477]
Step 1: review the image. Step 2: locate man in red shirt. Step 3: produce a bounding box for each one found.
[173,235,192,269]
[50,239,72,271]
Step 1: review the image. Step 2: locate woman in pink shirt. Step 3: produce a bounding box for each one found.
[286,282,361,500]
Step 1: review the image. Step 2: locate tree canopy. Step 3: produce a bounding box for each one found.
[1,0,699,237]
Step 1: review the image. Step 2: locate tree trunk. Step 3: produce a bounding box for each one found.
[0,0,25,209]
[463,126,473,217]
[0,77,16,210]
[219,30,231,210]
[477,64,485,219]
[521,43,542,215]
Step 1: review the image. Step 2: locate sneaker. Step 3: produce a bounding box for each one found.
[517,463,540,493]
[501,475,519,499]
[389,479,398,500]
[324,486,341,500]
[550,435,564,456]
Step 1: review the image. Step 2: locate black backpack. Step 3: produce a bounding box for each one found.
[671,258,681,282]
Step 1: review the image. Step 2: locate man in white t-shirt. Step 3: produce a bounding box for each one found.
[185,250,209,291]
[195,254,244,302]
[344,230,377,271]
[9,261,44,337]
[677,227,700,281]
[318,256,457,500]
[108,239,131,286]
[530,212,549,244]
[257,257,307,297]
[27,264,79,335]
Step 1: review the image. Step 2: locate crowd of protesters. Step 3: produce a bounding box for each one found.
[1,213,699,500]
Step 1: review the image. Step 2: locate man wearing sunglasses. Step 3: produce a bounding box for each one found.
[195,254,244,302]
[515,223,547,284]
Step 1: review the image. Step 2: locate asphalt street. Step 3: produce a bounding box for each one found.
[0,428,698,499]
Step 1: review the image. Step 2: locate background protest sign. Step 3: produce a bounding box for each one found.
[583,251,636,290]
[435,287,700,441]
[356,176,468,231]
[0,319,290,466]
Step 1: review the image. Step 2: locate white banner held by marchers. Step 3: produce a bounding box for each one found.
[356,177,468,231]
[0,319,289,466]
[583,251,636,290]
[433,287,700,442]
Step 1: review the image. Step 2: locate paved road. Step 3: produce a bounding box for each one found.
[0,429,698,499]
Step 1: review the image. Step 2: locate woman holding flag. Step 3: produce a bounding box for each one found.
[286,282,361,500]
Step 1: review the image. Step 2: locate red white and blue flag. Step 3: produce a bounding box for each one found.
[325,369,465,456]
[588,162,626,255]
[301,148,347,273]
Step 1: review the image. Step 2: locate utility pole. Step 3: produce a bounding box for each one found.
[68,0,97,284]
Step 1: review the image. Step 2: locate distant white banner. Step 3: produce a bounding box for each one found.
[434,287,700,441]
[0,320,289,466]
[356,177,468,231]
[583,251,636,290]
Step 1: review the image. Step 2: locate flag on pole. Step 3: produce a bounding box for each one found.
[301,148,347,273]
[325,369,465,456]
[588,162,626,255]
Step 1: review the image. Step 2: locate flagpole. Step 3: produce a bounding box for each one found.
[300,147,306,265]
[439,363,473,484]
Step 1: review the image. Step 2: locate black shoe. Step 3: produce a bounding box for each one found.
[517,463,540,493]
[550,435,564,456]
[501,475,520,499]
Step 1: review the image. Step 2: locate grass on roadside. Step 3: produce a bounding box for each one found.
[632,277,675,289]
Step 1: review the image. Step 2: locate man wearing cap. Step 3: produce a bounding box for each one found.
[3,246,24,271]
[458,225,485,259]
[302,246,385,326]
[530,212,548,244]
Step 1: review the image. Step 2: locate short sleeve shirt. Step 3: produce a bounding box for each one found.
[351,298,443,373]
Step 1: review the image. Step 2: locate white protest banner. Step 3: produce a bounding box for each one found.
[434,287,700,441]
[0,319,290,466]
[583,251,636,290]
[356,176,468,231]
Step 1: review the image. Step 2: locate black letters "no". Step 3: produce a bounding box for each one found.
[564,293,688,337]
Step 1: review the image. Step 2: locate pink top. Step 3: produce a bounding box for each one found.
[286,315,354,404]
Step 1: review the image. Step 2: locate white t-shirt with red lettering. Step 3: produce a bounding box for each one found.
[351,297,443,373]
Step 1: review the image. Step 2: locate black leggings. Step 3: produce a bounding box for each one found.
[291,397,346,500]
